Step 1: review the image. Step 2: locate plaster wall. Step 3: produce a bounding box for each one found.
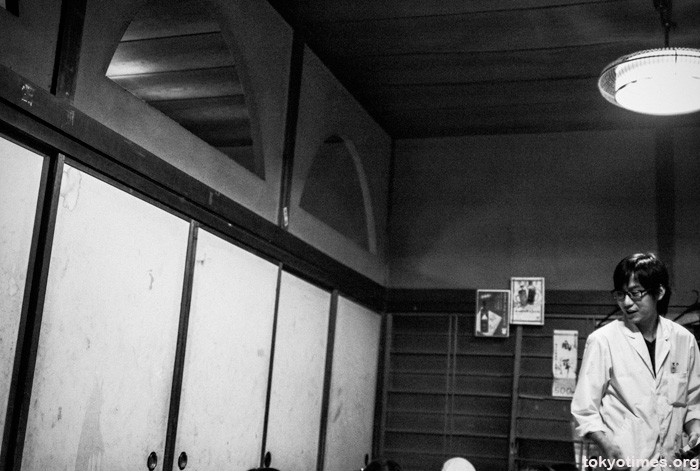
[0,0,60,91]
[0,0,394,285]
[72,0,291,222]
[290,47,392,284]
[673,127,700,300]
[389,130,674,291]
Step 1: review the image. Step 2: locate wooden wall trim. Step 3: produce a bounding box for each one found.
[0,63,384,311]
[385,289,613,313]
[163,222,199,471]
[260,263,284,467]
[508,325,523,471]
[2,155,64,471]
[278,31,305,229]
[51,0,87,101]
[316,290,339,471]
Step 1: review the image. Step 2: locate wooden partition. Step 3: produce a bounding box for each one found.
[513,312,600,469]
[381,290,615,471]
[383,312,513,471]
[22,164,191,471]
[0,119,383,471]
[0,138,44,445]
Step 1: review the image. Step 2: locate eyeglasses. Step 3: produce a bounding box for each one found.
[610,289,648,302]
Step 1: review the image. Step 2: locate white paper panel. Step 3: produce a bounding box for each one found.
[174,229,278,470]
[265,271,331,471]
[0,138,43,435]
[22,165,190,471]
[324,296,381,471]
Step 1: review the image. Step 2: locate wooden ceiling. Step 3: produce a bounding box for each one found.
[107,0,700,145]
[274,0,700,137]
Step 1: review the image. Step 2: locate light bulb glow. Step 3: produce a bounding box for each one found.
[598,48,700,115]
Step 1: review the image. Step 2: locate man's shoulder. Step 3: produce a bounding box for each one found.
[591,319,622,336]
[661,315,688,331]
[661,315,696,339]
[585,319,622,343]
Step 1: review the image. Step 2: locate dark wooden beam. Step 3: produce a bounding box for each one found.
[322,46,618,87]
[377,102,700,138]
[260,263,284,467]
[51,0,87,102]
[297,0,628,22]
[163,222,199,471]
[508,325,523,471]
[278,32,305,228]
[385,289,614,313]
[1,155,63,471]
[119,0,218,41]
[316,289,338,471]
[301,2,700,57]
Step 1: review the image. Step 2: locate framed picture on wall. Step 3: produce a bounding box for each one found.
[475,289,510,337]
[510,277,545,325]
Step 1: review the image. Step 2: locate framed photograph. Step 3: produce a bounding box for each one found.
[475,289,510,337]
[510,277,545,325]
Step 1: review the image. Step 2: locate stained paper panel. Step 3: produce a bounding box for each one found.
[0,138,43,436]
[173,229,278,470]
[323,296,381,471]
[22,166,189,471]
[265,271,331,471]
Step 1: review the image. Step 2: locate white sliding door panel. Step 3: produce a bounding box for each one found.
[22,166,190,471]
[265,271,331,471]
[0,138,43,434]
[324,297,381,471]
[174,229,278,470]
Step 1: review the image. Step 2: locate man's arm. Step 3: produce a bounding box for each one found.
[684,419,700,446]
[571,335,610,436]
[586,431,630,471]
[571,334,629,469]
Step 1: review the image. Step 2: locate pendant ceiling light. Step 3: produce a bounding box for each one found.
[598,0,700,116]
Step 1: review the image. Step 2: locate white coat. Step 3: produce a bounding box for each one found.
[571,316,700,470]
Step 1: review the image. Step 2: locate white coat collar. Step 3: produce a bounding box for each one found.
[617,316,671,376]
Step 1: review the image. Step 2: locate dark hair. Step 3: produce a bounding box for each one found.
[364,458,402,471]
[613,252,671,314]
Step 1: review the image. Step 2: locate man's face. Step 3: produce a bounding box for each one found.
[617,274,664,329]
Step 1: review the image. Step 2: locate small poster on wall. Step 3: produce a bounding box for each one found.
[552,329,578,397]
[510,277,545,325]
[475,289,510,337]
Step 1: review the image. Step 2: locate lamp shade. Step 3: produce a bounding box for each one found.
[598,47,700,115]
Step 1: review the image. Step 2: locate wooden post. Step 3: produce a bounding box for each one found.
[508,325,524,471]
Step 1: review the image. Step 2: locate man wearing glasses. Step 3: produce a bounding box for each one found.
[571,253,700,470]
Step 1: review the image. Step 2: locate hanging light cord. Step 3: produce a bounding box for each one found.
[654,0,677,47]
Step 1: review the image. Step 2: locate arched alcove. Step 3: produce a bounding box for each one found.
[299,135,375,252]
[105,0,264,178]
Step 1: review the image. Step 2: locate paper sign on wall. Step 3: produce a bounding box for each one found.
[475,289,510,338]
[510,277,545,325]
[552,329,578,397]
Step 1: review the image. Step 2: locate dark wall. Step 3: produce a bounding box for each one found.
[389,129,700,298]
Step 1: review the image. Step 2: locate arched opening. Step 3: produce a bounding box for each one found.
[105,0,263,178]
[299,135,374,252]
